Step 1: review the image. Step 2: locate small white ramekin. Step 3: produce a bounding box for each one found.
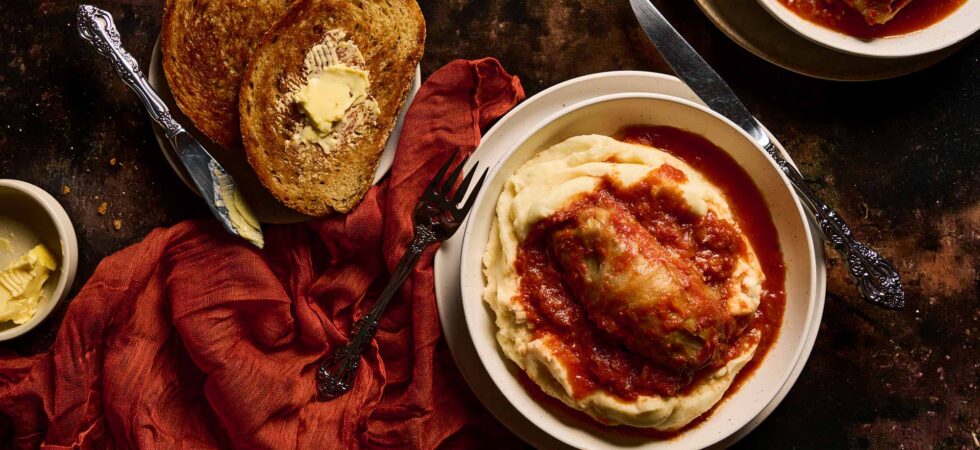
[0,179,78,341]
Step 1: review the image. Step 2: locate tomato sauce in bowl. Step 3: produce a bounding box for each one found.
[776,0,967,38]
[512,125,787,429]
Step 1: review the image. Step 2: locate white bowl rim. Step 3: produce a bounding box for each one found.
[755,0,980,59]
[459,92,818,449]
[0,179,78,341]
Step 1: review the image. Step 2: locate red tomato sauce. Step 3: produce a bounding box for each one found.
[512,125,786,433]
[618,126,787,398]
[776,0,967,38]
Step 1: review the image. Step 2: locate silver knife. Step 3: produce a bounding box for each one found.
[76,5,264,248]
[630,0,903,309]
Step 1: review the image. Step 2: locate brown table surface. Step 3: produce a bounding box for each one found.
[1,1,977,448]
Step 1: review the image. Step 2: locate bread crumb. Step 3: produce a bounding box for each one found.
[62,185,71,195]
[113,219,122,230]
[97,202,108,215]
[109,157,117,166]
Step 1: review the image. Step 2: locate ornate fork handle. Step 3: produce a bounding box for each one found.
[316,229,437,400]
[763,141,905,309]
[76,5,183,138]
[316,148,487,400]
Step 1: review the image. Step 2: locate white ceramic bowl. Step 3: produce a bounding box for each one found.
[0,180,78,341]
[756,0,980,58]
[459,93,818,449]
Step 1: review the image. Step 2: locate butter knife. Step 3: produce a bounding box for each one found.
[630,0,903,309]
[76,5,264,248]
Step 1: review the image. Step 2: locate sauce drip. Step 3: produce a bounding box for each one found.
[776,0,967,38]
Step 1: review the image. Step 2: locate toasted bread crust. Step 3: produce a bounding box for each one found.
[240,0,425,216]
[161,0,292,149]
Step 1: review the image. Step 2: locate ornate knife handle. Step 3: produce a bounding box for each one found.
[76,5,182,139]
[763,141,905,309]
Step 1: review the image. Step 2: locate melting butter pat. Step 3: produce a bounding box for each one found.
[0,244,58,325]
[294,65,370,133]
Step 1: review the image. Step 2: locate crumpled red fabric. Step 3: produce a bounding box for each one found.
[0,58,525,449]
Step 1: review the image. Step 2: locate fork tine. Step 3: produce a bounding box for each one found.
[438,152,470,195]
[450,163,480,205]
[456,167,489,218]
[424,147,460,196]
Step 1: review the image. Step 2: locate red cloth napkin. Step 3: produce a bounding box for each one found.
[0,58,525,449]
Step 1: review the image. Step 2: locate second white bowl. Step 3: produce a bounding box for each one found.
[756,0,980,58]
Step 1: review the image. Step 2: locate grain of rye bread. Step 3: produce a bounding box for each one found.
[239,0,425,216]
[161,0,292,149]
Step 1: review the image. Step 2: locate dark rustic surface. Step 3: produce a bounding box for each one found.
[0,0,977,448]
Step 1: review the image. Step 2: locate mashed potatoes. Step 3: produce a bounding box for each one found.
[482,134,765,430]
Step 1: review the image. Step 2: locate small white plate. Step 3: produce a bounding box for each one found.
[0,180,78,341]
[433,71,827,449]
[756,0,980,58]
[147,36,421,224]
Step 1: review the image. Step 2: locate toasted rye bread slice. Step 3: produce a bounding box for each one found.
[239,0,425,216]
[161,0,292,149]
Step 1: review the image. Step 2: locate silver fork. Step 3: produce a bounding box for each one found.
[316,149,488,400]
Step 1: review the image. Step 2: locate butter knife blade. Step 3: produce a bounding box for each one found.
[629,0,767,145]
[173,133,264,248]
[76,5,263,248]
[629,0,904,309]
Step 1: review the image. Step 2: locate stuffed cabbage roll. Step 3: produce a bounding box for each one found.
[548,198,740,372]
